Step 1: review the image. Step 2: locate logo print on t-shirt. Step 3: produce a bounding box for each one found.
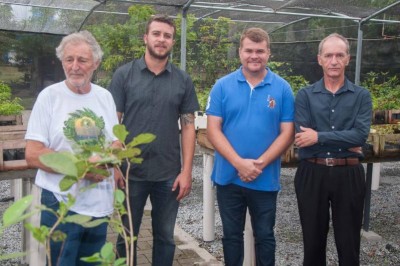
[267,95,276,109]
[63,108,106,146]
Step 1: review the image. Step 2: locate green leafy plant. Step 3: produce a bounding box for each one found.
[0,124,156,266]
[0,81,24,115]
[268,61,309,95]
[361,71,400,110]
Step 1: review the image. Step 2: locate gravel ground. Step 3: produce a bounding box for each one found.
[176,155,400,265]
[1,156,399,265]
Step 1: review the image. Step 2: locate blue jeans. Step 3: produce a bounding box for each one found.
[116,179,179,266]
[216,184,278,266]
[40,189,108,266]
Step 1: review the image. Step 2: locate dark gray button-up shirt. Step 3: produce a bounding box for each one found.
[295,78,372,160]
[109,57,199,181]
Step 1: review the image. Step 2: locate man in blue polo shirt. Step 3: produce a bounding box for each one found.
[206,27,295,266]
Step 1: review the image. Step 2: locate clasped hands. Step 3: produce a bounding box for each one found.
[237,158,263,183]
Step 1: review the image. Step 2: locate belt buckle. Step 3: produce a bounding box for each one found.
[325,158,335,166]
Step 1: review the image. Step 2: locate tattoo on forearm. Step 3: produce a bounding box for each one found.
[181,113,194,126]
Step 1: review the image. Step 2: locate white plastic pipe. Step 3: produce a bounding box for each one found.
[244,209,256,265]
[203,152,215,241]
[371,163,381,190]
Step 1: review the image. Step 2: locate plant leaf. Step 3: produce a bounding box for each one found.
[59,175,78,191]
[64,214,92,224]
[100,242,115,261]
[127,133,156,148]
[25,224,49,243]
[39,152,78,177]
[82,218,109,228]
[113,124,129,143]
[50,230,67,242]
[114,189,125,204]
[114,257,127,266]
[80,254,101,263]
[2,195,33,227]
[130,157,143,164]
[116,148,141,160]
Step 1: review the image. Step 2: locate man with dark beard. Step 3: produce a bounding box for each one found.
[108,15,199,266]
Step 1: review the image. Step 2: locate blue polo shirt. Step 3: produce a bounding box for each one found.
[206,67,294,191]
[295,78,372,160]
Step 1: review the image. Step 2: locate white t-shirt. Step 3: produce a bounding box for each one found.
[25,81,119,217]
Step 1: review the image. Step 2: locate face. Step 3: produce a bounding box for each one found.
[62,41,99,93]
[144,21,175,60]
[239,38,270,75]
[318,37,350,79]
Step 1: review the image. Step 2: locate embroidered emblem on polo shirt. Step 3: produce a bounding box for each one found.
[267,95,276,109]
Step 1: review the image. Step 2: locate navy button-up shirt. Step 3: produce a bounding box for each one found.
[295,78,372,159]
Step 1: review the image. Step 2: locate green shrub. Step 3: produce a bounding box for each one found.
[361,72,400,110]
[0,81,24,115]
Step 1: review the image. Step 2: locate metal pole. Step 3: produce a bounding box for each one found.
[180,10,187,71]
[354,22,363,86]
[179,0,194,71]
[363,163,373,231]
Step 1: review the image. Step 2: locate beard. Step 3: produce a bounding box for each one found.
[147,44,171,60]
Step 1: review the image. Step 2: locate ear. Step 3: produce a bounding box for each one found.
[345,54,350,66]
[143,34,148,44]
[93,60,100,70]
[317,54,322,66]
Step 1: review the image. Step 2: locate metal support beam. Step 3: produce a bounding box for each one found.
[355,22,363,86]
[180,0,194,71]
[363,163,373,231]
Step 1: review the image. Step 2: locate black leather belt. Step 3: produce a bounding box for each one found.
[307,157,359,166]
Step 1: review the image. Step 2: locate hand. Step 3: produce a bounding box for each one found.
[85,172,108,183]
[114,167,125,189]
[172,171,192,201]
[85,154,110,183]
[237,159,263,183]
[295,126,318,148]
[348,146,363,154]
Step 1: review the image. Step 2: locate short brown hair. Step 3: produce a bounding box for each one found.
[240,27,270,49]
[146,14,176,39]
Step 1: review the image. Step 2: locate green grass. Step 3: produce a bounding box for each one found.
[0,65,25,83]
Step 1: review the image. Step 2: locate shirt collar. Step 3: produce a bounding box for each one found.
[237,66,273,86]
[138,56,172,73]
[313,78,354,94]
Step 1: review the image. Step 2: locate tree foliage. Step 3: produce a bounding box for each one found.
[361,71,400,110]
[88,5,308,110]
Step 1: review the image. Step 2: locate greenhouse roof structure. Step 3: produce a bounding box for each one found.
[1,0,399,84]
[1,0,399,35]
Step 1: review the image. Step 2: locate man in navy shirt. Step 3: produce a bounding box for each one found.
[294,33,372,266]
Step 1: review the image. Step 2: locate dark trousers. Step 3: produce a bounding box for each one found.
[116,179,179,266]
[216,184,278,266]
[295,160,366,266]
[41,189,108,266]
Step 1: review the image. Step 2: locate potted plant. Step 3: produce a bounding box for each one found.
[0,81,24,126]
